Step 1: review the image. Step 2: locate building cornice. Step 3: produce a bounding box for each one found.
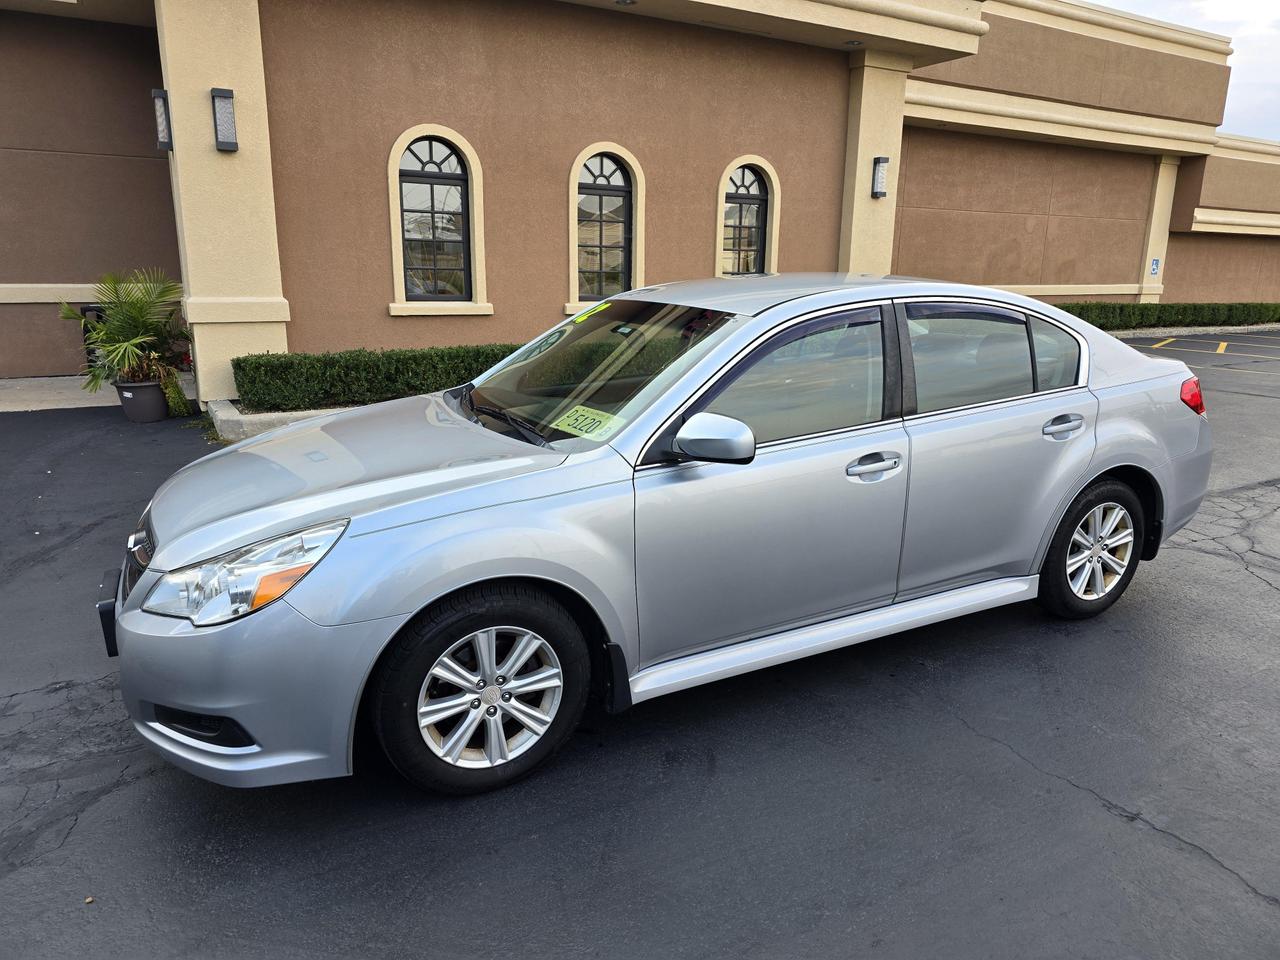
[0,283,98,303]
[556,0,987,66]
[904,79,1219,156]
[1212,134,1280,166]
[1187,208,1280,237]
[982,0,1232,63]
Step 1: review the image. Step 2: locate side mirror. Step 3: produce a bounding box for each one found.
[673,412,755,465]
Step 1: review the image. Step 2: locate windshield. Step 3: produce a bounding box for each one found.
[466,300,738,448]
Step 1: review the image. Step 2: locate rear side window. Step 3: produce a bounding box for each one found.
[906,303,1033,414]
[1030,316,1080,390]
[701,307,884,443]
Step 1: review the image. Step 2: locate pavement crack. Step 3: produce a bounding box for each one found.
[1165,481,1280,594]
[950,711,1280,912]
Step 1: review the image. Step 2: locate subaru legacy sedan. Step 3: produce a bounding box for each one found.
[97,275,1212,793]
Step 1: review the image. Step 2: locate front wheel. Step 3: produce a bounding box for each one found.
[371,585,590,794]
[1038,480,1144,619]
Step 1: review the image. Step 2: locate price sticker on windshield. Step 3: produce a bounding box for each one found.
[550,405,625,440]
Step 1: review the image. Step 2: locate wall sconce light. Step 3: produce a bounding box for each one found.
[871,155,890,199]
[211,88,238,152]
[152,89,172,152]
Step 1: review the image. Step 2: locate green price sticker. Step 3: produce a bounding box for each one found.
[551,405,625,440]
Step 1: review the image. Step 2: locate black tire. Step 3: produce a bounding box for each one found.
[371,584,590,794]
[1038,479,1145,620]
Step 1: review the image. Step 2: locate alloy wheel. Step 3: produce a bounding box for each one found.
[417,626,564,768]
[1066,502,1134,601]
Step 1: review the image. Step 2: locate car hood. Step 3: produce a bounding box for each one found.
[147,394,565,567]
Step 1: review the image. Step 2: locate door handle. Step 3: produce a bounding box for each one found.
[1042,414,1084,437]
[846,454,901,477]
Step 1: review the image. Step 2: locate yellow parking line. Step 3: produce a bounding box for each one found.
[1140,354,1280,378]
[1151,338,1175,348]
[1212,331,1280,342]
[1133,343,1280,361]
[1210,336,1280,349]
[1216,341,1228,354]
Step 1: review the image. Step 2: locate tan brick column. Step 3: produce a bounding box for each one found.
[1138,155,1181,303]
[838,50,913,276]
[154,0,289,402]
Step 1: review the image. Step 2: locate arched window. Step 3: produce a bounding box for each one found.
[399,136,471,301]
[722,164,768,276]
[577,153,632,301]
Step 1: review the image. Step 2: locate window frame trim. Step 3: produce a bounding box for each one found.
[386,124,492,317]
[713,155,781,278]
[566,142,646,315]
[891,296,1091,421]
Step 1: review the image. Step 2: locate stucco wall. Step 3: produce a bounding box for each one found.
[1162,234,1280,303]
[892,126,1154,293]
[0,12,179,377]
[1171,155,1280,232]
[912,14,1228,126]
[257,0,849,354]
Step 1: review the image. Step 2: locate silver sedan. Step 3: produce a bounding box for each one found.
[98,275,1212,793]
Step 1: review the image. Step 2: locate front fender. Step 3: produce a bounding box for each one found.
[286,475,639,670]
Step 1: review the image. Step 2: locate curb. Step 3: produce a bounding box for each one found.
[1110,322,1280,339]
[207,398,354,442]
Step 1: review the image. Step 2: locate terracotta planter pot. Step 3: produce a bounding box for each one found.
[114,381,168,423]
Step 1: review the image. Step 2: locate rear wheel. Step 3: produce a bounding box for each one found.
[371,584,590,794]
[1038,480,1144,619]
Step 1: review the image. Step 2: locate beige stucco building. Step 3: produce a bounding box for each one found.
[2,0,1278,398]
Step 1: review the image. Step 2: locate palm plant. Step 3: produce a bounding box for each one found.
[61,269,189,415]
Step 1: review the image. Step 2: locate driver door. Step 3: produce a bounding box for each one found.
[632,306,909,668]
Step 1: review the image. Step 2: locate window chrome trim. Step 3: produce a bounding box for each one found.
[893,294,1090,388]
[901,383,1090,425]
[636,416,907,474]
[634,299,893,468]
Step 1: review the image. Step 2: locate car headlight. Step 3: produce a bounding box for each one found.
[143,520,348,626]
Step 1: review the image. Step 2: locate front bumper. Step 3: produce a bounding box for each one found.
[110,583,407,788]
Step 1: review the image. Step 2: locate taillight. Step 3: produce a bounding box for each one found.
[1180,376,1205,416]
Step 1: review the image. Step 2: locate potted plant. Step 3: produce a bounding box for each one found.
[60,269,190,423]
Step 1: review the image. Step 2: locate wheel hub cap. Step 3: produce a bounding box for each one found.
[417,626,564,769]
[1066,502,1135,602]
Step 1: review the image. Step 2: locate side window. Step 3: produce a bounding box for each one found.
[702,309,884,444]
[1030,316,1080,390]
[906,303,1033,414]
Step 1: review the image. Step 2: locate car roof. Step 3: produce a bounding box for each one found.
[615,273,1029,316]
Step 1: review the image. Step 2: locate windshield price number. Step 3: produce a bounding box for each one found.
[567,411,606,434]
[551,404,624,440]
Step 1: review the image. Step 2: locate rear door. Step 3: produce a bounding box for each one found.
[895,300,1097,600]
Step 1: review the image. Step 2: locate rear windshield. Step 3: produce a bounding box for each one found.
[467,300,738,448]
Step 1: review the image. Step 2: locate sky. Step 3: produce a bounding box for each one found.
[1109,0,1279,140]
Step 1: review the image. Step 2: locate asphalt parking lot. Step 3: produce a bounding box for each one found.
[2,333,1279,959]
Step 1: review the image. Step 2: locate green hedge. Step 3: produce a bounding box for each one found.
[1059,301,1280,331]
[233,302,1280,411]
[232,345,519,412]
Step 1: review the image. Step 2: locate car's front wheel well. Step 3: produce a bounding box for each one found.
[351,576,623,774]
[1095,465,1163,560]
